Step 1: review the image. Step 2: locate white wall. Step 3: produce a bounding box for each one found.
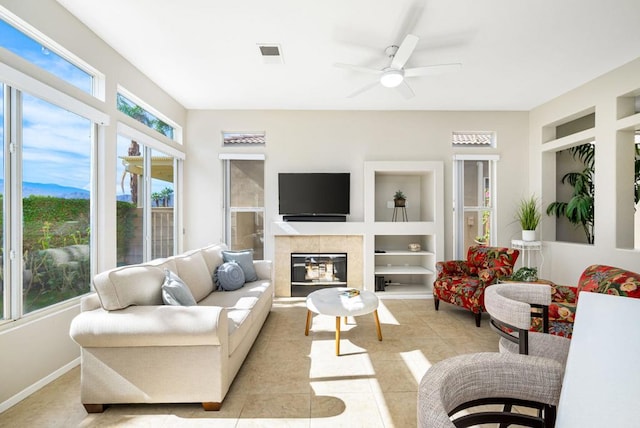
[184,110,530,263]
[7,0,638,411]
[0,0,186,409]
[530,57,640,284]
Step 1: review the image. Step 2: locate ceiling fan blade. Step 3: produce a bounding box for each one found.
[395,80,415,99]
[394,0,426,44]
[391,34,419,69]
[347,81,380,98]
[334,63,382,75]
[404,63,462,77]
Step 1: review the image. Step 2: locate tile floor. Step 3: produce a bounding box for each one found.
[0,297,503,427]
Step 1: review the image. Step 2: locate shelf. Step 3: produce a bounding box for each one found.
[375,250,434,256]
[374,265,434,275]
[377,283,432,295]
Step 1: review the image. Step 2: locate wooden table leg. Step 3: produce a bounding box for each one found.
[335,316,341,355]
[305,310,312,336]
[373,309,382,341]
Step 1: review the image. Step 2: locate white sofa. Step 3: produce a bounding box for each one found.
[69,243,273,412]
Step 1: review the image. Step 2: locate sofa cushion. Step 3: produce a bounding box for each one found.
[200,243,228,276]
[172,250,214,302]
[222,249,258,282]
[215,261,245,291]
[162,269,197,306]
[93,265,165,310]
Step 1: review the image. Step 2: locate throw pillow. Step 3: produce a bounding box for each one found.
[221,249,258,282]
[215,261,246,291]
[162,269,197,306]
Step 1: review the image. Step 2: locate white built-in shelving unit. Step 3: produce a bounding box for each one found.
[364,161,444,296]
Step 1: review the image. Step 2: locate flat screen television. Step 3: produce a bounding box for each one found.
[278,173,350,218]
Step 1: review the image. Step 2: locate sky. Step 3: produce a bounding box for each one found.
[0,19,173,198]
[0,19,92,191]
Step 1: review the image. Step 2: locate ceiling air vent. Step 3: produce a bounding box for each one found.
[257,44,284,64]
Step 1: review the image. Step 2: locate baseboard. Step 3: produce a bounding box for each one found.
[0,357,80,413]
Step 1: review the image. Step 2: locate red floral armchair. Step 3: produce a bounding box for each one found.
[532,264,640,338]
[433,246,520,327]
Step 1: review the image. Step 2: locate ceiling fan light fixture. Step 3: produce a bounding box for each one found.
[380,69,404,88]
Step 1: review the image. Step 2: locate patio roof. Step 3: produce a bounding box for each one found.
[120,156,174,182]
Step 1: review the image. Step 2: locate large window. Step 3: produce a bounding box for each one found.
[1,83,97,320]
[116,132,179,265]
[223,157,264,259]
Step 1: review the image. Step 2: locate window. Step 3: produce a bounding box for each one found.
[116,128,180,266]
[222,156,265,259]
[0,14,108,322]
[1,81,100,321]
[0,83,4,321]
[117,92,176,140]
[453,156,498,258]
[0,17,95,95]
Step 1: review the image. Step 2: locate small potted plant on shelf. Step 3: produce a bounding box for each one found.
[516,195,541,241]
[393,190,406,207]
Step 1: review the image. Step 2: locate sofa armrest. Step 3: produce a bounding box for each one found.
[253,260,272,281]
[80,293,102,312]
[70,305,228,348]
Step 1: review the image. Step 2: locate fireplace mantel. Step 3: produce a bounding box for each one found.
[272,221,366,236]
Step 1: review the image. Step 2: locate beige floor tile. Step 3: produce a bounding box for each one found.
[236,393,311,428]
[1,297,503,427]
[310,392,384,428]
[374,391,418,428]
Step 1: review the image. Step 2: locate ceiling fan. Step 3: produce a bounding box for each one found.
[335,34,461,99]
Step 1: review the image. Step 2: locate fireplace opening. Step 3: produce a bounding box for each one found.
[291,253,347,297]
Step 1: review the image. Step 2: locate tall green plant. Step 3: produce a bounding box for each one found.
[546,144,595,244]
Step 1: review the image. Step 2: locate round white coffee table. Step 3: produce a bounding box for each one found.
[304,287,382,355]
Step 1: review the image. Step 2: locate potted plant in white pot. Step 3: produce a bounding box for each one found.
[516,195,541,241]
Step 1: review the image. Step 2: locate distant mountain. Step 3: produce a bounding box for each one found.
[0,180,90,199]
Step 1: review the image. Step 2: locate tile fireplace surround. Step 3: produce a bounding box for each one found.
[274,235,363,297]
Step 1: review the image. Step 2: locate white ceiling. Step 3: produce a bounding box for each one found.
[57,0,640,111]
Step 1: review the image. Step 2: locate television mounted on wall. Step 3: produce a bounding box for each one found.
[278,173,350,221]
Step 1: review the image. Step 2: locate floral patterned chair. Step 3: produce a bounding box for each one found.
[433,246,520,327]
[532,264,640,338]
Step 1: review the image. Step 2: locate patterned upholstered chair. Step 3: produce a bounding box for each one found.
[533,264,640,338]
[433,246,520,327]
